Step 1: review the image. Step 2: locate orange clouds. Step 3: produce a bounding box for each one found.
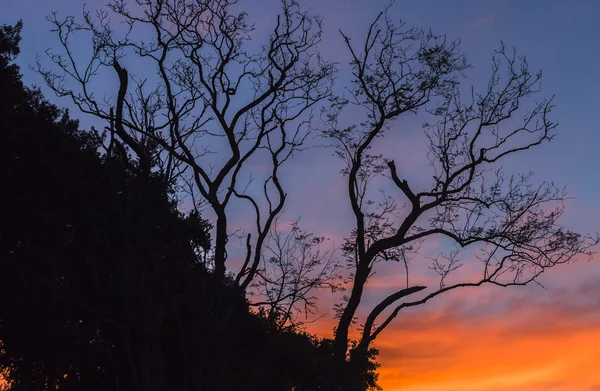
[307,260,600,391]
[376,318,600,391]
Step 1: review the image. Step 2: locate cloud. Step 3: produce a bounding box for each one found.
[305,258,600,390]
[472,13,497,29]
[367,268,600,390]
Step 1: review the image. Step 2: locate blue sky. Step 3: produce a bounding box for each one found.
[5,0,599,226]
[3,0,600,389]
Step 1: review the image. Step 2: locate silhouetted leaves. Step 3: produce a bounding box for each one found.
[0,21,380,391]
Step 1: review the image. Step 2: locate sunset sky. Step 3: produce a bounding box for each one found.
[3,0,600,390]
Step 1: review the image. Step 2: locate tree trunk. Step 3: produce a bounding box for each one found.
[333,263,370,360]
[213,208,227,280]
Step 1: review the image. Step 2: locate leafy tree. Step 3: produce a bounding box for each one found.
[1,21,359,391]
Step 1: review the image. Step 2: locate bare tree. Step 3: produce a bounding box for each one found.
[36,0,335,288]
[324,8,597,369]
[248,217,344,330]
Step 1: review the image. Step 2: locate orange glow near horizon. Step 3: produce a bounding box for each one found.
[306,260,600,391]
[307,313,600,391]
[2,272,599,391]
[373,317,600,391]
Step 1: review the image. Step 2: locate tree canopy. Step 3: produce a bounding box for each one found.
[0,20,378,391]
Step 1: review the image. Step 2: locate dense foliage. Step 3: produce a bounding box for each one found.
[0,21,380,391]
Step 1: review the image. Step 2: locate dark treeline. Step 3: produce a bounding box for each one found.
[0,22,380,391]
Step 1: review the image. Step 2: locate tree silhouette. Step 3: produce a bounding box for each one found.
[26,1,598,390]
[35,0,336,292]
[0,21,362,391]
[323,8,598,380]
